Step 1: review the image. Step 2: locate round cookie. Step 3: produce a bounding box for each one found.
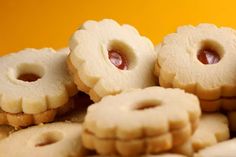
[68,19,157,102]
[155,24,236,104]
[82,87,201,156]
[0,48,77,127]
[0,122,88,157]
[171,113,230,156]
[194,138,236,157]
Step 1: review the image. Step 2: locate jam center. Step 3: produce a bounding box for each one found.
[197,48,220,64]
[17,73,40,82]
[108,49,128,70]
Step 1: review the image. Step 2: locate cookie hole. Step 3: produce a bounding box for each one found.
[18,73,40,82]
[134,100,161,110]
[16,63,44,82]
[107,40,137,70]
[197,40,223,64]
[35,131,63,147]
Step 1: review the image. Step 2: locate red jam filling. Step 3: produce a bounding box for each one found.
[197,48,220,64]
[18,73,40,82]
[108,49,128,70]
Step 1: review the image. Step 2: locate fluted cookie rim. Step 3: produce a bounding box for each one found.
[0,48,78,114]
[68,19,156,102]
[155,24,236,100]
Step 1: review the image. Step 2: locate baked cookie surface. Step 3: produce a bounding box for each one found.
[0,48,77,127]
[68,19,157,102]
[155,24,236,101]
[82,87,201,156]
[0,122,87,157]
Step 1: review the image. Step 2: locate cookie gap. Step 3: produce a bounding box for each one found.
[134,99,161,110]
[197,40,223,65]
[34,131,63,147]
[107,40,137,70]
[16,63,45,82]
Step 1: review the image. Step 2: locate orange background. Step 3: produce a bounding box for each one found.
[1,0,236,55]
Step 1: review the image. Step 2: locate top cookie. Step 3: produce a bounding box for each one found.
[0,48,77,114]
[155,24,236,100]
[68,19,156,102]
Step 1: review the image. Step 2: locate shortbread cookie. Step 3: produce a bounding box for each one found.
[58,92,93,123]
[0,99,74,128]
[0,48,77,127]
[171,113,229,156]
[68,19,156,102]
[82,87,201,156]
[0,125,14,140]
[155,24,236,102]
[0,122,88,157]
[194,138,236,157]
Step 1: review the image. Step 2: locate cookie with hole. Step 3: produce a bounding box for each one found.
[171,113,230,156]
[0,122,88,157]
[82,87,201,156]
[67,19,157,102]
[194,138,236,157]
[154,24,236,104]
[0,48,78,127]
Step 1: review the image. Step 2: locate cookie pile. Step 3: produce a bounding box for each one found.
[0,19,235,157]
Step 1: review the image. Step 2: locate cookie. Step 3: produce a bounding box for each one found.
[155,24,236,110]
[0,125,14,140]
[194,138,236,157]
[0,48,77,127]
[58,92,93,123]
[0,122,88,157]
[171,113,229,156]
[68,19,157,102]
[82,87,201,156]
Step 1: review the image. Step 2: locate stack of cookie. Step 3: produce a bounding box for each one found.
[0,19,235,157]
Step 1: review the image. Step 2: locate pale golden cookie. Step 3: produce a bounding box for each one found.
[82,87,201,156]
[172,113,229,156]
[194,138,236,157]
[155,24,236,103]
[0,99,74,128]
[68,19,156,102]
[0,122,88,157]
[0,48,77,127]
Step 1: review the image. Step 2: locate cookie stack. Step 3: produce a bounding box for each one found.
[0,19,235,157]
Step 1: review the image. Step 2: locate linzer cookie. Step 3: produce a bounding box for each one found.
[171,113,230,156]
[82,87,201,156]
[68,19,156,102]
[0,48,77,127]
[155,24,236,111]
[0,122,88,157]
